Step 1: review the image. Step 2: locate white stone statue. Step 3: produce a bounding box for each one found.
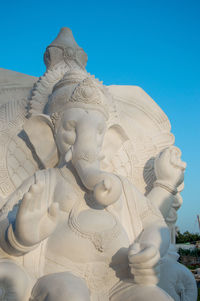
[0,28,197,301]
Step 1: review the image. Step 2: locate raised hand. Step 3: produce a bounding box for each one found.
[128,243,160,285]
[15,182,60,247]
[154,146,186,192]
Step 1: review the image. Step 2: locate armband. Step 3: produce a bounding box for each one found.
[153,180,178,195]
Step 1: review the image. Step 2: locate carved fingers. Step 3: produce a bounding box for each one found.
[154,146,186,191]
[19,182,44,214]
[128,243,160,285]
[17,182,44,226]
[169,147,186,170]
[16,181,60,246]
[38,202,61,242]
[48,202,60,219]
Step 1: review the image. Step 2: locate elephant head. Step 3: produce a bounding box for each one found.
[24,70,122,207]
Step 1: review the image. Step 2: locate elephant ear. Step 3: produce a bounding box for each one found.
[23,114,59,168]
[103,85,175,195]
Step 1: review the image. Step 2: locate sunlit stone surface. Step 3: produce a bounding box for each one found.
[0,28,197,301]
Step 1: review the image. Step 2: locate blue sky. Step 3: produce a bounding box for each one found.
[1,0,200,233]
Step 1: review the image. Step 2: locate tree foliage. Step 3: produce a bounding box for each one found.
[178,248,200,257]
[176,231,200,243]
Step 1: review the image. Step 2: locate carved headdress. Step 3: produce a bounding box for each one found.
[29,28,87,117]
[47,69,110,120]
[45,27,88,69]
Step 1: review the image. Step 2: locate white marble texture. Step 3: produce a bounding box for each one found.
[0,28,197,301]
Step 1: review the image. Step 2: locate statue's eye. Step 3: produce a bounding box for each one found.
[63,120,76,131]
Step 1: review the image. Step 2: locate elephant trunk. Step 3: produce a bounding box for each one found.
[70,147,122,207]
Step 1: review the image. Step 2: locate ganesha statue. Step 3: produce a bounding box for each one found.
[0,28,197,301]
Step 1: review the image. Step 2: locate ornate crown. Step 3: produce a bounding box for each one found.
[47,69,110,119]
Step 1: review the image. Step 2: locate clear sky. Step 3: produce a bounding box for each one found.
[1,0,200,233]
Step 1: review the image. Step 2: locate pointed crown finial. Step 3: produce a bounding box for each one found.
[47,27,88,68]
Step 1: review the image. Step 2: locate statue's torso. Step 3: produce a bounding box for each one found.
[44,169,130,285]
[46,207,129,261]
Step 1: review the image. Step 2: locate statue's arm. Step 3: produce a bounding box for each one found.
[147,186,174,219]
[127,145,185,286]
[136,189,170,257]
[147,146,186,220]
[0,175,35,256]
[128,186,170,286]
[0,171,60,256]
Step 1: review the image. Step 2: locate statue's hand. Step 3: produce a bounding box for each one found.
[154,146,186,192]
[128,243,160,285]
[15,182,60,246]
